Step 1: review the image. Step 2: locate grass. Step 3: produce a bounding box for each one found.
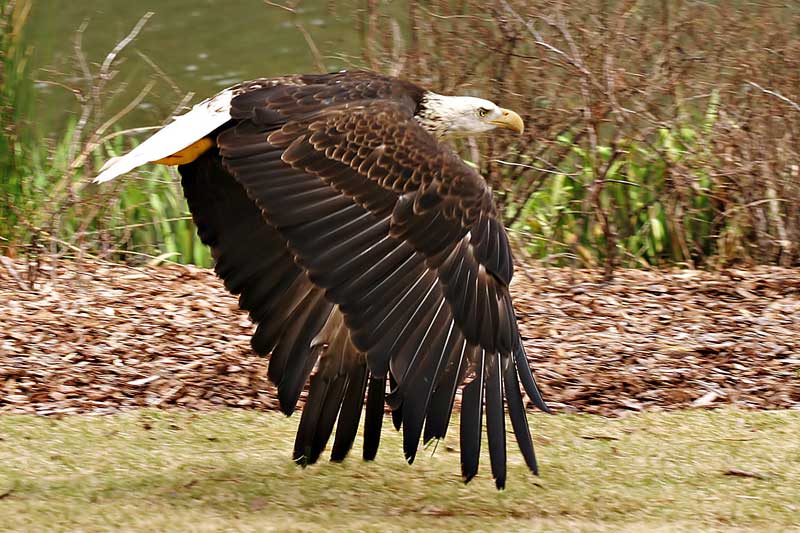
[0,409,798,532]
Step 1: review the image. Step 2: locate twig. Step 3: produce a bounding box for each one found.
[724,469,767,480]
[87,12,154,146]
[415,4,494,22]
[34,233,183,279]
[166,92,196,122]
[95,80,156,146]
[80,216,195,236]
[30,79,83,101]
[499,0,592,79]
[95,126,162,144]
[746,81,800,114]
[295,22,326,72]
[137,50,183,97]
[70,81,155,171]
[68,19,93,167]
[0,256,29,290]
[263,0,325,72]
[490,159,580,176]
[99,12,154,78]
[388,18,406,76]
[263,0,297,13]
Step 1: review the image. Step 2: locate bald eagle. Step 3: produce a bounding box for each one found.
[96,70,548,489]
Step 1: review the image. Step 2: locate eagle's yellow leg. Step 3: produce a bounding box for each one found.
[150,137,215,165]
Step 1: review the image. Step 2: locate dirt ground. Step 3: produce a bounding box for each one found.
[1,258,798,416]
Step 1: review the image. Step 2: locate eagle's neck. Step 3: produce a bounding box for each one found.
[414,92,453,139]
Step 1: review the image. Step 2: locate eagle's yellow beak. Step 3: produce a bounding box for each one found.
[490,108,525,134]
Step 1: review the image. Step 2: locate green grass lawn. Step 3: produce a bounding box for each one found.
[0,409,798,532]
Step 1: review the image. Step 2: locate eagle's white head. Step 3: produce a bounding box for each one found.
[416,92,525,139]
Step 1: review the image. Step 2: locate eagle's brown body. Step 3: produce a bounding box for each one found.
[99,70,546,489]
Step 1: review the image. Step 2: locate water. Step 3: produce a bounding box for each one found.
[23,0,361,132]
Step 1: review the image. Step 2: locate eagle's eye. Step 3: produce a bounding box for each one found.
[477,107,490,118]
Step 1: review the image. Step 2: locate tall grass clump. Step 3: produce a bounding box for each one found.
[0,0,32,246]
[0,9,210,269]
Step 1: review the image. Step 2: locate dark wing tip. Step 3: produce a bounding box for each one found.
[294,452,312,468]
[330,363,369,463]
[459,355,484,485]
[485,352,507,492]
[504,355,539,476]
[514,337,551,414]
[362,375,386,461]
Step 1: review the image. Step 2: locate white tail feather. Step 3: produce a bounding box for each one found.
[93,89,234,183]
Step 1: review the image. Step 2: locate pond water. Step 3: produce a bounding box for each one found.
[23,0,361,132]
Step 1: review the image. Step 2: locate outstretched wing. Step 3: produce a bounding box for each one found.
[196,77,548,488]
[180,152,377,465]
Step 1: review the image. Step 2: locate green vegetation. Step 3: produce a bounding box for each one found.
[0,409,798,531]
[0,0,31,245]
[2,1,798,270]
[0,1,209,266]
[511,119,723,269]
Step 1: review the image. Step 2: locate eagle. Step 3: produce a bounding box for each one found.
[96,70,549,489]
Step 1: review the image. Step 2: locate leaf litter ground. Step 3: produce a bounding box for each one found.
[1,258,798,416]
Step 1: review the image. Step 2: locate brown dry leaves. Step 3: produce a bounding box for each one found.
[513,265,800,415]
[1,259,798,416]
[1,260,274,415]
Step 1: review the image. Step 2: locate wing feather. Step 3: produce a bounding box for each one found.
[423,334,468,443]
[330,362,369,462]
[460,347,485,484]
[485,352,507,489]
[362,375,387,461]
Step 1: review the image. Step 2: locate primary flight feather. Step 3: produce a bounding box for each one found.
[96,70,549,489]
